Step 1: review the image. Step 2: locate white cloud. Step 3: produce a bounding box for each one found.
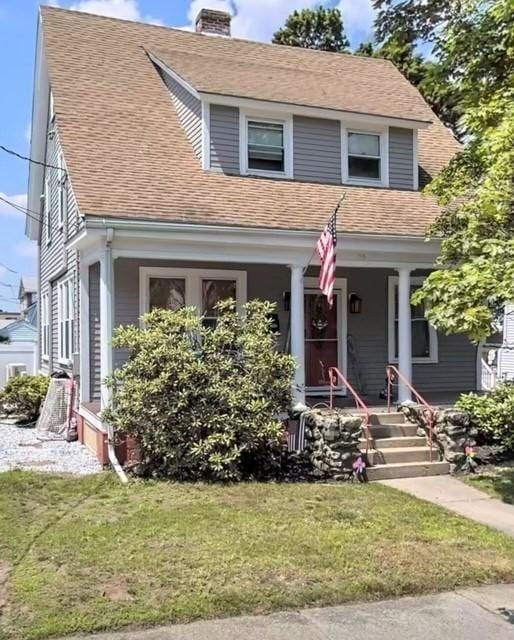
[336,0,375,47]
[14,241,38,258]
[186,0,375,45]
[62,0,163,25]
[0,193,27,217]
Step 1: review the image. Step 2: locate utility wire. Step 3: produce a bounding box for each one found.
[0,262,18,275]
[0,143,65,173]
[0,195,48,230]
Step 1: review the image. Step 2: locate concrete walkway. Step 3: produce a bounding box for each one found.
[59,584,514,640]
[381,475,514,536]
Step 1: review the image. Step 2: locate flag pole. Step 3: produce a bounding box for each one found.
[302,192,345,276]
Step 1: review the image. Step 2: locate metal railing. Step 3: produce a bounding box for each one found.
[385,364,436,462]
[328,366,373,455]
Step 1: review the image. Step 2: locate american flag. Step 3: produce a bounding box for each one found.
[316,196,343,308]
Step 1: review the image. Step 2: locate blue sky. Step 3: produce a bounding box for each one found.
[0,0,375,310]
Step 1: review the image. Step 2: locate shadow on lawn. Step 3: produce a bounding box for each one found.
[473,467,514,505]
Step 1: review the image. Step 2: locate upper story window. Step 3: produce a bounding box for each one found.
[248,121,284,173]
[240,112,292,178]
[57,153,67,229]
[44,176,51,245]
[348,132,381,180]
[41,292,50,360]
[343,128,388,187]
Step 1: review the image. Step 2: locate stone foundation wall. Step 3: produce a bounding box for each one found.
[399,402,476,472]
[302,409,364,480]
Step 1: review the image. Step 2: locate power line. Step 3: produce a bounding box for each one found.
[0,195,48,230]
[0,143,65,173]
[0,262,18,275]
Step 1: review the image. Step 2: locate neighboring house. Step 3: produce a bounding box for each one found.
[0,319,37,344]
[18,276,38,318]
[26,6,477,470]
[0,311,19,331]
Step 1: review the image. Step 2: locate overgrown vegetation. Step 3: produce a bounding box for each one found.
[2,471,514,640]
[103,300,295,481]
[0,374,49,422]
[456,384,514,453]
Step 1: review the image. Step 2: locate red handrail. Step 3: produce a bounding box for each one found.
[328,366,373,455]
[385,364,435,462]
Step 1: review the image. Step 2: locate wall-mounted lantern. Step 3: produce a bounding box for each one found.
[348,292,362,314]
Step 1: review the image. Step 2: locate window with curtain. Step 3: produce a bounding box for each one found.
[201,279,236,328]
[247,120,285,173]
[348,132,381,181]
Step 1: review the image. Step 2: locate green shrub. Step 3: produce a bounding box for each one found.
[103,299,296,481]
[0,374,50,421]
[456,383,514,452]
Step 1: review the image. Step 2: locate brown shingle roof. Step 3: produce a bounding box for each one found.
[40,6,459,238]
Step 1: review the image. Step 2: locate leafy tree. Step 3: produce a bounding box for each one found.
[272,6,349,52]
[400,0,514,341]
[103,300,295,481]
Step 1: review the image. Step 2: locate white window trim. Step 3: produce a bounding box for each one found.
[387,275,438,364]
[139,267,248,318]
[57,277,74,365]
[44,176,51,245]
[239,110,293,179]
[341,124,389,188]
[41,292,50,361]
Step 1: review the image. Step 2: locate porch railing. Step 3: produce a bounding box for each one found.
[480,358,497,391]
[385,364,435,462]
[328,366,373,455]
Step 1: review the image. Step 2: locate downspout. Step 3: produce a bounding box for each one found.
[102,227,128,484]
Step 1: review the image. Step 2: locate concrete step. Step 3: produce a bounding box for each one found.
[367,446,440,465]
[369,412,405,425]
[366,460,450,481]
[367,423,419,438]
[360,436,428,450]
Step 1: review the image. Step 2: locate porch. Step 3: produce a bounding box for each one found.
[72,222,477,470]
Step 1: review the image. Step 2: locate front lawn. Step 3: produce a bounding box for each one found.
[461,465,514,504]
[1,472,514,640]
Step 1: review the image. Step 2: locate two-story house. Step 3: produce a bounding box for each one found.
[26,6,476,470]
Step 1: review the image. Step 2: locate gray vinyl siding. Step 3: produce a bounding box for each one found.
[209,104,239,173]
[293,116,341,183]
[341,267,476,396]
[38,110,80,377]
[160,69,202,159]
[389,127,415,190]
[88,262,101,401]
[111,259,476,396]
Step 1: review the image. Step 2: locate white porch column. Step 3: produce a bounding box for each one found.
[99,230,114,410]
[397,267,412,403]
[289,265,306,407]
[78,257,90,404]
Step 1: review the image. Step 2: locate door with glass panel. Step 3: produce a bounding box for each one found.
[304,284,346,394]
[201,278,237,327]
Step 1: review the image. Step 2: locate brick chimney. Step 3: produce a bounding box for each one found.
[195,8,231,36]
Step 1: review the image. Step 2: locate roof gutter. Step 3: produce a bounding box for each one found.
[84,215,437,245]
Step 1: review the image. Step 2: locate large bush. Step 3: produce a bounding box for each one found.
[0,374,49,422]
[456,384,514,453]
[103,300,296,480]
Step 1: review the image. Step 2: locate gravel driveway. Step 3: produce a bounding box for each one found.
[0,421,102,475]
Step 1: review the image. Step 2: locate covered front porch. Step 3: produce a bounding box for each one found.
[72,221,477,450]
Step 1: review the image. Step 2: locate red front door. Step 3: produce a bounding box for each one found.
[304,292,339,389]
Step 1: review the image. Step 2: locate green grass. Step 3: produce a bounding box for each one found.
[1,472,514,640]
[461,465,514,504]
